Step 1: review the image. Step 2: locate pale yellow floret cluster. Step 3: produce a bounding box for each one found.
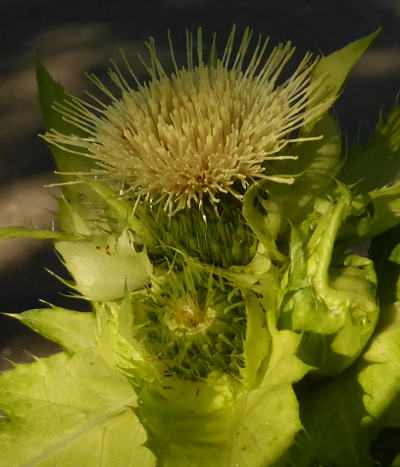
[44,28,333,213]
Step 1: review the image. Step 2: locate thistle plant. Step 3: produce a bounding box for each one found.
[1,27,400,466]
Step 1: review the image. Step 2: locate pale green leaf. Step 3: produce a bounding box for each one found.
[0,226,80,242]
[242,183,285,262]
[240,291,272,389]
[269,113,342,226]
[36,59,93,175]
[57,185,105,236]
[0,349,155,467]
[368,226,400,306]
[338,182,400,246]
[8,308,96,354]
[290,303,400,466]
[339,103,400,192]
[56,229,152,301]
[36,61,115,238]
[392,452,400,467]
[310,29,380,111]
[280,186,379,376]
[230,312,309,467]
[337,103,400,245]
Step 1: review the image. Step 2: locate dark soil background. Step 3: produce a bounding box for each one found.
[0,0,399,369]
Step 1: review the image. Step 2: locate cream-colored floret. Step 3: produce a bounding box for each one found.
[44,28,332,213]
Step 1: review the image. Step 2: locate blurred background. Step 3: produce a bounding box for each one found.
[1,0,400,369]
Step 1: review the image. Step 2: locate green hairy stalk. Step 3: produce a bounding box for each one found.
[1,27,400,466]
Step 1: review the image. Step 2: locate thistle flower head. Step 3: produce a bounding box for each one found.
[44,27,332,214]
